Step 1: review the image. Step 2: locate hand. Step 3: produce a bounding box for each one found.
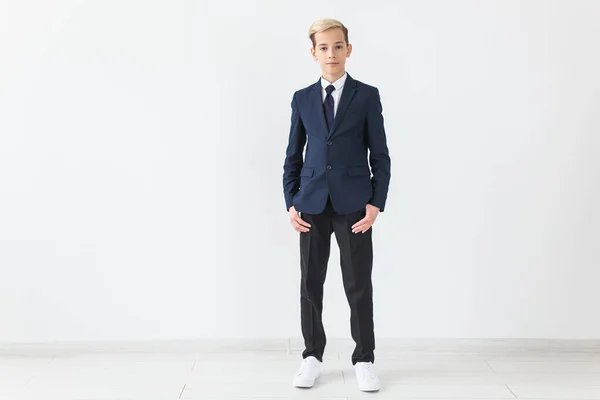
[351,204,380,234]
[289,206,311,233]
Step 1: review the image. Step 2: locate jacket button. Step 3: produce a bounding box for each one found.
[327,141,332,145]
[326,165,332,170]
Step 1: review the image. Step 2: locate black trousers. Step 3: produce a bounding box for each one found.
[299,196,375,365]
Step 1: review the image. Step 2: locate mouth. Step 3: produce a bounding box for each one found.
[327,63,339,65]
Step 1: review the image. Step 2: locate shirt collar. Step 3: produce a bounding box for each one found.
[321,72,347,92]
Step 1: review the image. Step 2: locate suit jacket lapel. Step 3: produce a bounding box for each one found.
[310,73,358,139]
[328,73,357,139]
[310,80,329,135]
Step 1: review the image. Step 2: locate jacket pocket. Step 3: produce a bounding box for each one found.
[300,167,315,177]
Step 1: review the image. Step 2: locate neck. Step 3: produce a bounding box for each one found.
[322,70,345,84]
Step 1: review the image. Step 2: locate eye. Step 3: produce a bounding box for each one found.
[320,47,326,51]
[336,45,343,49]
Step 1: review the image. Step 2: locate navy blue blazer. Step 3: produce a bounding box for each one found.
[283,73,391,215]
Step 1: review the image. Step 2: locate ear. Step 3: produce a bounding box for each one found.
[310,47,318,61]
[346,43,353,57]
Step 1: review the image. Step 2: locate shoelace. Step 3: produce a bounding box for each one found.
[298,358,315,375]
[297,359,309,374]
[358,363,375,379]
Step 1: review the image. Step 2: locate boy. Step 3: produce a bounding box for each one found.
[282,18,391,392]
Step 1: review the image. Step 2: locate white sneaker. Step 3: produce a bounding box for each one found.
[293,356,322,388]
[354,361,380,391]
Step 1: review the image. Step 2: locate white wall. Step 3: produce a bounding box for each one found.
[1,0,599,343]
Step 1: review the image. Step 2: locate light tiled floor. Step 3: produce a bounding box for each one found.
[2,338,600,399]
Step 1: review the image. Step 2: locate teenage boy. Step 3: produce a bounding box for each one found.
[282,18,391,392]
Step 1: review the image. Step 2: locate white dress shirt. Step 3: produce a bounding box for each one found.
[320,72,347,117]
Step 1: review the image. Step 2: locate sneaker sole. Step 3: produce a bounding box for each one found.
[293,374,320,388]
[359,383,380,392]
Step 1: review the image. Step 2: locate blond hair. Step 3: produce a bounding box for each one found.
[308,18,349,48]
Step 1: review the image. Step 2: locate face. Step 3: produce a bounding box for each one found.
[311,28,352,81]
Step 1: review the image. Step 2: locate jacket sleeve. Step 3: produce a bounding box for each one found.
[282,91,306,211]
[365,87,391,212]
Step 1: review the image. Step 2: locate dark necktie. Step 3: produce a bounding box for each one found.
[323,84,335,131]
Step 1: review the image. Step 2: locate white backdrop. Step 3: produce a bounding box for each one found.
[1,0,599,343]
